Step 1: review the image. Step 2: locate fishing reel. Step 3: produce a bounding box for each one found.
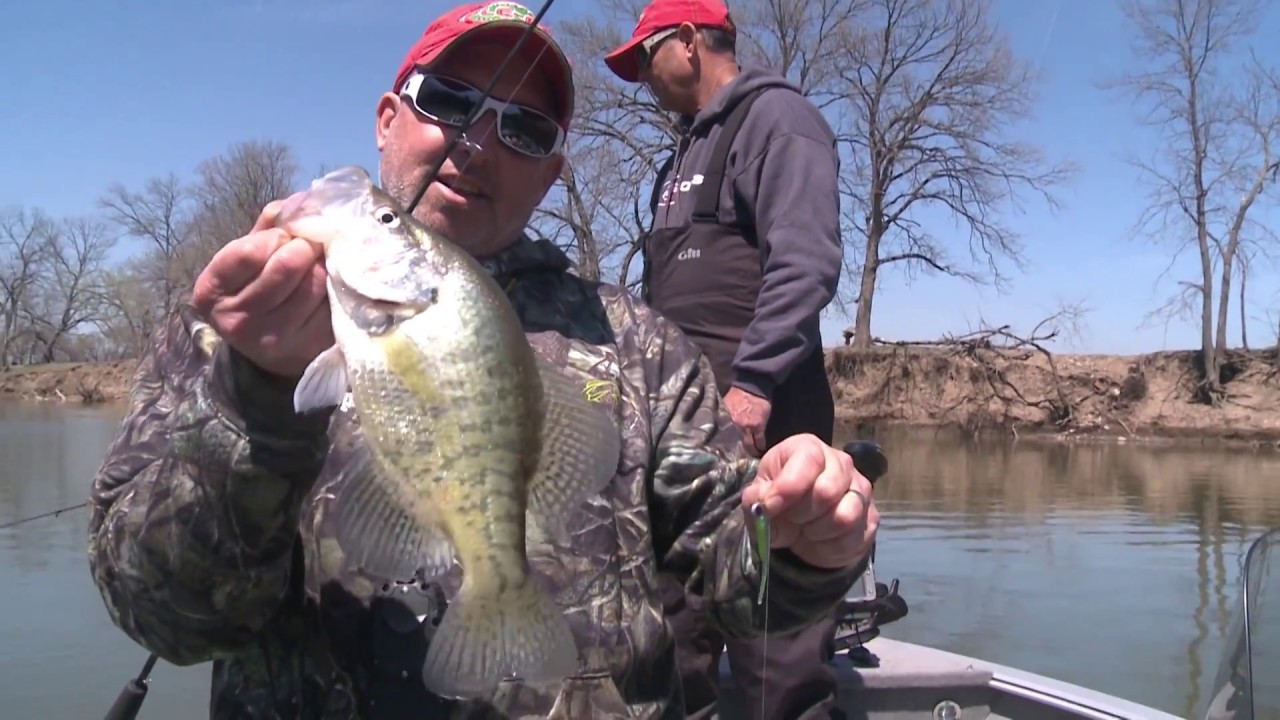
[830,441,909,668]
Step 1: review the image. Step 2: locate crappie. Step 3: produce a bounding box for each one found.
[275,166,622,700]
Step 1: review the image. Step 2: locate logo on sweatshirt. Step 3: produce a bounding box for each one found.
[656,172,705,207]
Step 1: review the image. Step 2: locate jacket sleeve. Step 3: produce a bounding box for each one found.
[635,300,865,638]
[87,305,333,665]
[729,98,843,400]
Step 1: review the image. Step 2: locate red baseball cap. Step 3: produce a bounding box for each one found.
[603,0,737,83]
[393,2,575,129]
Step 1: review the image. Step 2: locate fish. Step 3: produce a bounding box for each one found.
[274,165,622,700]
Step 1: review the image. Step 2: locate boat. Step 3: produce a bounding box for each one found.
[714,525,1278,720]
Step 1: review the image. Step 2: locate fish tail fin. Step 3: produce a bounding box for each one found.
[421,574,579,700]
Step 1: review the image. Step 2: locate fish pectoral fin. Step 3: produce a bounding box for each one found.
[337,438,457,581]
[524,355,623,547]
[294,344,350,413]
[422,576,580,700]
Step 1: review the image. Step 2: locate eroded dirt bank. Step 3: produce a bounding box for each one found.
[0,361,136,405]
[827,345,1280,447]
[5,347,1280,447]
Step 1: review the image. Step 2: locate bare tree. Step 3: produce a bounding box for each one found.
[186,139,301,272]
[23,217,117,362]
[1109,0,1277,403]
[98,173,192,322]
[1212,58,1279,360]
[733,0,866,104]
[95,140,302,355]
[536,5,681,287]
[0,207,54,367]
[96,262,160,360]
[838,0,1073,348]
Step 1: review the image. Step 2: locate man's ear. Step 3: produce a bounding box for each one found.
[676,22,698,58]
[375,92,400,151]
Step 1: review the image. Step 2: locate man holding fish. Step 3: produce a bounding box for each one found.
[85,2,879,719]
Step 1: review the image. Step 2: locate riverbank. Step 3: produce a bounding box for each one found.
[4,347,1279,447]
[827,345,1280,447]
[0,361,135,405]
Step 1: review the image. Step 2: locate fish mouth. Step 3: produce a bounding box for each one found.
[330,272,436,335]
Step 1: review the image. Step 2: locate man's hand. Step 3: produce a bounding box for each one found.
[191,198,333,380]
[724,385,771,456]
[741,434,878,570]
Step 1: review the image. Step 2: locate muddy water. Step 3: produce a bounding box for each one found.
[0,403,1276,718]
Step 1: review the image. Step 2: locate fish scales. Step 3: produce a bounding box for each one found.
[278,165,622,701]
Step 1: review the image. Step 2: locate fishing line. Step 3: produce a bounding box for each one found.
[403,0,560,215]
[1033,0,1062,76]
[438,40,555,194]
[0,501,86,531]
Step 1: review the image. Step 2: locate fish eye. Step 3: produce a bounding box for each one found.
[374,206,400,227]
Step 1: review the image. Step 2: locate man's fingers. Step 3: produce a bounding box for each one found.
[241,258,329,344]
[765,519,799,550]
[756,439,828,517]
[287,265,336,352]
[798,489,870,542]
[234,237,325,311]
[296,295,336,359]
[250,196,296,233]
[195,230,293,309]
[202,193,309,304]
[779,463,851,526]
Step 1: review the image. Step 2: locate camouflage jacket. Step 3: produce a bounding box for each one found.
[87,236,864,720]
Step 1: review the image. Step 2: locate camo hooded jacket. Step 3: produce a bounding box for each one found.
[87,236,865,720]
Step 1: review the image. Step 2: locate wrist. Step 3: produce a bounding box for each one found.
[731,371,774,400]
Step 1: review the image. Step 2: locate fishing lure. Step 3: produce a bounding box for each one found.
[750,501,770,605]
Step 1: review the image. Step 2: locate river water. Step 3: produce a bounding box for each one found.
[0,402,1276,718]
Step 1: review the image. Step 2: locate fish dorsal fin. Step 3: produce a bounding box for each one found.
[525,353,623,547]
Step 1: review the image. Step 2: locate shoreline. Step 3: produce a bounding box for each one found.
[4,348,1279,450]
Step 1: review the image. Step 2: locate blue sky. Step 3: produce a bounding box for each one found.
[3,0,1279,355]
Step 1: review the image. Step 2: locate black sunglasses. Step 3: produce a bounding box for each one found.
[400,72,565,159]
[637,28,678,73]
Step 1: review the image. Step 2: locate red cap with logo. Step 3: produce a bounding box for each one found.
[393,1,575,129]
[603,0,737,83]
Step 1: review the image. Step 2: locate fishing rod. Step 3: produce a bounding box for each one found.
[0,501,86,531]
[402,0,557,216]
[0,3,564,719]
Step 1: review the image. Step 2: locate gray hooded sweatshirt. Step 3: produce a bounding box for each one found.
[649,64,842,399]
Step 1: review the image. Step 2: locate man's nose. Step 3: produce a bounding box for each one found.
[454,109,499,160]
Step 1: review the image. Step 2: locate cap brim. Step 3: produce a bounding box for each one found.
[604,36,646,83]
[429,22,576,126]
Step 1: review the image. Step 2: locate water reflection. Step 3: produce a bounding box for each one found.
[0,403,120,571]
[838,424,1280,717]
[0,402,210,717]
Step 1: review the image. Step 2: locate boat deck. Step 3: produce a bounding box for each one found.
[716,636,1182,720]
